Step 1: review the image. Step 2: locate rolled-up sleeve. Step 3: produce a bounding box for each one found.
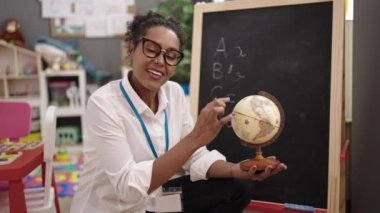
[185,148,226,181]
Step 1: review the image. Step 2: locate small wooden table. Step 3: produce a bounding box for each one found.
[0,146,60,213]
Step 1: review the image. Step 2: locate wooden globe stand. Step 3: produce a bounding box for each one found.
[239,147,280,171]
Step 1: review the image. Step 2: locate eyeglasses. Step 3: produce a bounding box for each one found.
[140,37,184,66]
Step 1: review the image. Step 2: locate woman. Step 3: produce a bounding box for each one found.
[70,11,286,213]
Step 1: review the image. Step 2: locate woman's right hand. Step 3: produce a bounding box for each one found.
[187,97,232,147]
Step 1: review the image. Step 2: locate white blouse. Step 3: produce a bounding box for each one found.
[70,76,226,213]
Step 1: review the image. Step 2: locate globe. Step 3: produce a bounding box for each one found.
[231,91,284,171]
[231,92,284,147]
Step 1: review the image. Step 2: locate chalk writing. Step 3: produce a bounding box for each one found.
[210,37,247,101]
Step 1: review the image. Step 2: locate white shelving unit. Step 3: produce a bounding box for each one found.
[0,42,42,131]
[40,69,86,143]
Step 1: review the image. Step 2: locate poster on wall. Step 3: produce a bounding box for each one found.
[40,0,135,38]
[41,0,74,18]
[51,17,85,37]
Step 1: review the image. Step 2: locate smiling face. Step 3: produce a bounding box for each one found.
[129,26,181,94]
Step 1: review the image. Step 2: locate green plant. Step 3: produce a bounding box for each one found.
[153,0,194,84]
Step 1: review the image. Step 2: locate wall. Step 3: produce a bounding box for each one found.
[351,0,380,212]
[0,0,160,78]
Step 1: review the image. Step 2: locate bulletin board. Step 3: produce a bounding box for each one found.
[40,0,135,38]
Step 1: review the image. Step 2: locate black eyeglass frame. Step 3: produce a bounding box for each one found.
[140,37,184,66]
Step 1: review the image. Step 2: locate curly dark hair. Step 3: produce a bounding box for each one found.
[125,11,185,51]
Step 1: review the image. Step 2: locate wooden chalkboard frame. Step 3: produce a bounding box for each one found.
[189,0,344,212]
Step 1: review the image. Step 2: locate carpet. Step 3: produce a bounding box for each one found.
[25,153,84,197]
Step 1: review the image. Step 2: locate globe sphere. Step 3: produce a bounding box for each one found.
[231,93,283,146]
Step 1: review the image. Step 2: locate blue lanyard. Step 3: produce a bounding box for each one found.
[119,80,169,158]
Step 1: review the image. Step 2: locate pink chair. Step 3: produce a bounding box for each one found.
[0,102,60,213]
[0,102,32,142]
[0,101,33,211]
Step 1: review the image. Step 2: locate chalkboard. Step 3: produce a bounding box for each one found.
[189,0,345,211]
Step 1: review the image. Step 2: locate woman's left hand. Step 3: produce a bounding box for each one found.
[231,157,287,181]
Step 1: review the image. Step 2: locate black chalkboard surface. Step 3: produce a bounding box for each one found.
[190,0,344,210]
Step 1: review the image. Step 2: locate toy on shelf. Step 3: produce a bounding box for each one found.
[66,81,80,108]
[51,56,62,71]
[48,80,70,106]
[35,36,111,85]
[0,18,26,48]
[56,126,81,145]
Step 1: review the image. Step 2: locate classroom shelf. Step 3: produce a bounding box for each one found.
[40,69,86,144]
[0,42,42,132]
